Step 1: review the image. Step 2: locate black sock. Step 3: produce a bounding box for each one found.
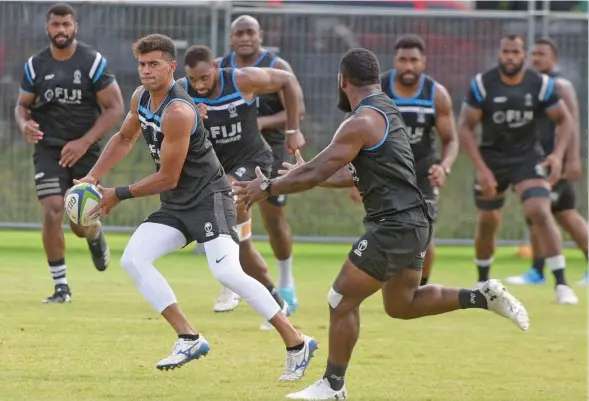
[477,266,490,282]
[532,258,545,278]
[551,269,566,286]
[266,284,285,309]
[178,333,200,341]
[286,342,304,352]
[420,276,429,286]
[323,360,347,391]
[458,289,488,309]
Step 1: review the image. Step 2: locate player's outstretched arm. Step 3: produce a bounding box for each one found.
[278,150,353,188]
[86,87,143,182]
[433,84,459,173]
[235,67,300,134]
[268,113,370,195]
[256,58,306,131]
[126,101,195,198]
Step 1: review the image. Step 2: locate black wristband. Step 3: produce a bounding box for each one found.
[115,186,134,200]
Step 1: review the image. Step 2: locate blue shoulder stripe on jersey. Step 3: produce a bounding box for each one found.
[232,68,257,105]
[24,62,34,86]
[19,87,34,95]
[269,57,279,68]
[92,58,107,83]
[470,78,483,104]
[393,98,433,107]
[161,98,199,136]
[184,77,189,93]
[543,77,555,102]
[355,105,390,151]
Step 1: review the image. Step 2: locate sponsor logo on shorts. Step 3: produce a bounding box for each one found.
[353,239,367,257]
[204,222,214,237]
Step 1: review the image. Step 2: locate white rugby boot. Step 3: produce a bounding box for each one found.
[286,378,347,399]
[556,284,578,305]
[213,286,240,312]
[480,279,529,331]
[156,336,210,371]
[279,334,319,381]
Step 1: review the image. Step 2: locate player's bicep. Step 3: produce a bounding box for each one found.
[119,88,144,143]
[96,81,124,112]
[238,67,293,96]
[544,100,570,125]
[434,84,457,142]
[458,103,482,130]
[556,79,579,122]
[16,90,36,109]
[159,103,195,182]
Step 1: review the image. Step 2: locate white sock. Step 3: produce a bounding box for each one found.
[49,260,67,286]
[545,254,566,271]
[120,223,186,313]
[278,256,294,288]
[204,235,281,321]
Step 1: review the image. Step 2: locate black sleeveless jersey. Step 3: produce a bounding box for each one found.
[220,50,285,146]
[381,69,437,173]
[465,67,560,162]
[348,93,428,222]
[536,70,560,155]
[137,83,229,211]
[178,68,271,170]
[19,42,116,150]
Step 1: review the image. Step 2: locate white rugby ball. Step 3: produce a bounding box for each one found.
[64,183,102,226]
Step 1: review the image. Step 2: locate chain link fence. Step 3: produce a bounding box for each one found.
[0,1,586,242]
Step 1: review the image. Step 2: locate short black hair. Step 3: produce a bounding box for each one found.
[535,37,559,57]
[133,34,176,60]
[340,48,380,87]
[184,45,214,68]
[47,3,76,21]
[501,34,526,48]
[394,34,425,53]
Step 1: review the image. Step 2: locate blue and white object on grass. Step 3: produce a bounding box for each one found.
[64,183,102,226]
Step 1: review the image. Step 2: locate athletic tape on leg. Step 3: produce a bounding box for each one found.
[521,187,550,202]
[237,219,252,241]
[327,287,343,309]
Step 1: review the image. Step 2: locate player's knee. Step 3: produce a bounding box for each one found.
[41,198,64,226]
[263,213,290,237]
[120,249,147,285]
[477,210,501,234]
[522,191,552,226]
[69,222,86,238]
[384,302,413,320]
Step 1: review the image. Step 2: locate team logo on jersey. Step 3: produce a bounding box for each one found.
[234,167,246,178]
[44,87,82,104]
[492,110,534,128]
[525,93,533,107]
[354,240,368,257]
[209,122,242,144]
[417,111,426,124]
[228,104,238,119]
[204,222,214,237]
[73,70,82,84]
[347,163,359,183]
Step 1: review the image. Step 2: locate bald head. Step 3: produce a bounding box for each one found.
[230,15,263,60]
[231,15,260,32]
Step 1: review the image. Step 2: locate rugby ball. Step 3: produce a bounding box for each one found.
[64,183,102,226]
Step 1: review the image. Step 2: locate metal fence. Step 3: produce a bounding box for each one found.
[0,1,586,242]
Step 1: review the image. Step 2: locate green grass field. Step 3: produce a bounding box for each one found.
[0,230,586,401]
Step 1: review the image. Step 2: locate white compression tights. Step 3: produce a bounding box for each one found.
[120,223,280,320]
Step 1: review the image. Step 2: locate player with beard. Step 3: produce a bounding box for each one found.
[14,3,124,303]
[232,48,529,400]
[506,38,588,286]
[215,14,306,314]
[369,34,458,285]
[76,34,317,375]
[178,45,302,329]
[458,34,578,304]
